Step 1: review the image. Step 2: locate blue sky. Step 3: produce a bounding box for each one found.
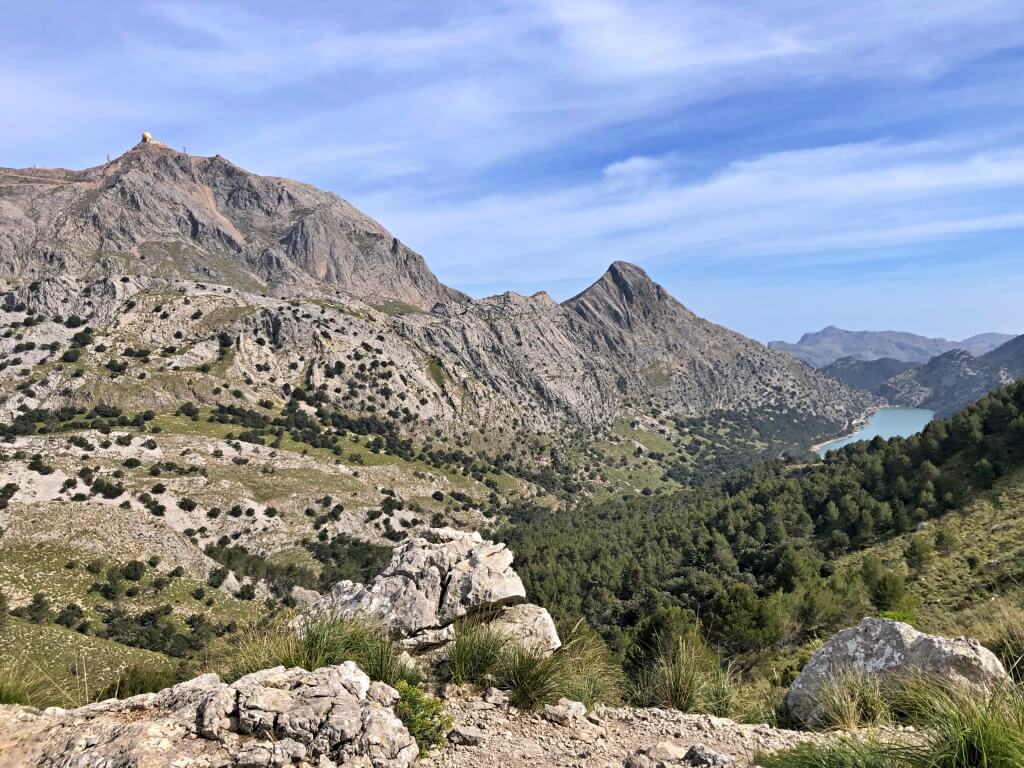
[2,1,1023,342]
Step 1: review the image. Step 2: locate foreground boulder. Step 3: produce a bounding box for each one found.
[298,528,560,652]
[784,617,1009,725]
[0,663,417,767]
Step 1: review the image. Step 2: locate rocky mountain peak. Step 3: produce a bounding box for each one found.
[564,261,685,331]
[0,142,466,309]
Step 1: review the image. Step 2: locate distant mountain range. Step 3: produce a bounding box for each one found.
[769,326,1014,368]
[816,335,1024,417]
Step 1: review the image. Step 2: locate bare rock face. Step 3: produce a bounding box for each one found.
[489,603,562,654]
[784,617,1009,725]
[0,662,417,767]
[297,528,531,647]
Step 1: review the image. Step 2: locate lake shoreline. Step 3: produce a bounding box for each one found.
[813,405,935,456]
[811,405,880,454]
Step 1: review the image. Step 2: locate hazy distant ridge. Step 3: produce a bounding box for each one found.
[769,326,1014,368]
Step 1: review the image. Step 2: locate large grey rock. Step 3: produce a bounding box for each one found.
[624,742,735,768]
[489,603,562,654]
[0,663,417,767]
[784,617,1009,725]
[298,528,527,646]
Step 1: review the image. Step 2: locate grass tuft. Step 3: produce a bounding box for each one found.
[0,663,49,706]
[629,634,735,716]
[811,670,892,731]
[216,615,420,687]
[447,622,506,686]
[96,663,181,700]
[444,618,622,711]
[757,739,894,768]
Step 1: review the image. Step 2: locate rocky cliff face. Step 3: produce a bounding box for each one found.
[822,356,919,395]
[0,140,465,309]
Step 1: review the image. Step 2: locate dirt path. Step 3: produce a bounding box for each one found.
[422,696,828,768]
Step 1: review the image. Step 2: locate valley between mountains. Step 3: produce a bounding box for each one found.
[2,138,1024,767]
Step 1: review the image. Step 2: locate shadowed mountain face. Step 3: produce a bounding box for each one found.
[822,356,920,395]
[0,140,465,309]
[769,326,1014,368]
[0,142,873,436]
[819,334,1024,416]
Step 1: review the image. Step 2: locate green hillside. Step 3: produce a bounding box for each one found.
[501,379,1024,667]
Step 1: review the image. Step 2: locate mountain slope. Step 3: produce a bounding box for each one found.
[881,335,1024,416]
[0,142,878,648]
[0,137,465,309]
[0,141,873,438]
[769,326,1013,368]
[821,356,919,395]
[982,333,1024,375]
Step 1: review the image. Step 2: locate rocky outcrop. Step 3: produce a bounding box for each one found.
[0,662,417,767]
[784,617,1009,725]
[297,528,561,653]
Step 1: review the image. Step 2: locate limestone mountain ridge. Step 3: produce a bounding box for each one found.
[0,140,873,435]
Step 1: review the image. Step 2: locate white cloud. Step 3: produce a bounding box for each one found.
[358,136,1024,291]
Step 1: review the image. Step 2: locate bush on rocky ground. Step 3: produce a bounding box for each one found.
[395,679,452,757]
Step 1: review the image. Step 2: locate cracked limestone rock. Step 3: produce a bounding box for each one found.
[0,662,417,767]
[296,528,531,648]
[784,617,1009,725]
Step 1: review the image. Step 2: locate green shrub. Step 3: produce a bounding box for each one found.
[394,680,452,757]
[877,609,916,626]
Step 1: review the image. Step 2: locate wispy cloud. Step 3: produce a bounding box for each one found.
[360,136,1024,287]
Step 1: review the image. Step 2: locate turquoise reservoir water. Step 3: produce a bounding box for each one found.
[815,407,935,456]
